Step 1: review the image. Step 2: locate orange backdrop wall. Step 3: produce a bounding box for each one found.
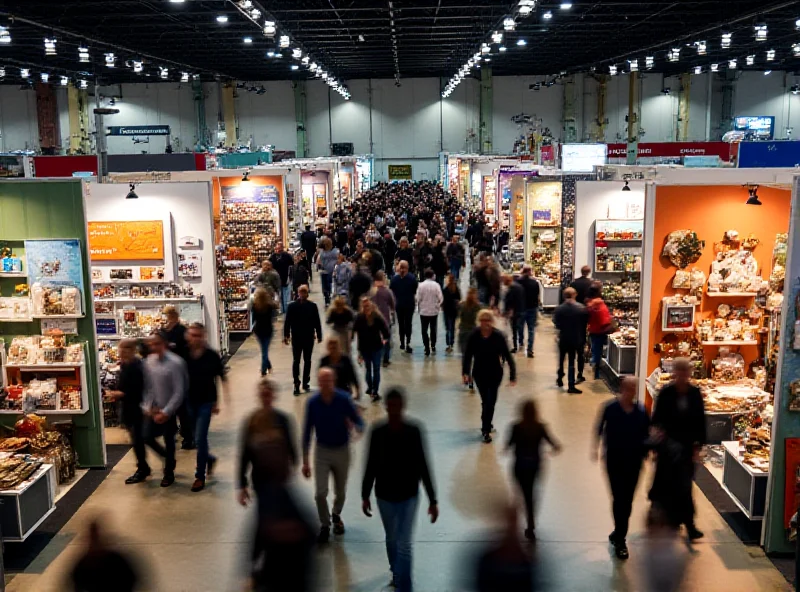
[646,185,791,388]
[211,175,285,244]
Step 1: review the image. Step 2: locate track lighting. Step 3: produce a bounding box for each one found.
[263,20,276,37]
[668,48,680,62]
[728,59,737,70]
[0,68,5,79]
[516,39,527,46]
[133,61,143,73]
[243,36,253,44]
[279,35,290,48]
[125,184,139,200]
[767,49,776,61]
[622,180,631,192]
[609,65,617,76]
[518,1,536,17]
[216,15,229,24]
[40,73,49,83]
[543,10,553,20]
[695,41,706,55]
[181,72,189,82]
[754,24,767,42]
[79,79,88,89]
[746,55,755,66]
[745,185,761,206]
[628,59,638,73]
[105,53,116,67]
[20,68,29,79]
[791,84,800,95]
[78,46,90,63]
[60,76,69,86]
[794,44,800,57]
[721,32,732,49]
[710,63,719,72]
[44,38,57,56]
[503,17,516,31]
[646,56,654,70]
[0,26,10,45]
[159,67,169,80]
[241,171,251,183]
[694,66,702,75]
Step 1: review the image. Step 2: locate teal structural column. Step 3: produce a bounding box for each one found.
[0,180,104,467]
[764,180,800,553]
[479,66,493,154]
[192,79,207,149]
[562,76,578,143]
[718,71,736,139]
[294,81,308,158]
[626,72,639,165]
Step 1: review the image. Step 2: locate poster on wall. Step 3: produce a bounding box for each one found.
[388,165,413,181]
[178,254,202,278]
[88,221,165,261]
[24,239,85,293]
[221,184,282,236]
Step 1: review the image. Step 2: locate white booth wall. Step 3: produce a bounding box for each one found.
[83,181,221,349]
[574,181,646,276]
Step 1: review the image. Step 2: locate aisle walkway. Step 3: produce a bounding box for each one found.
[6,280,790,591]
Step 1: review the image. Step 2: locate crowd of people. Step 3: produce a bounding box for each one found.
[98,181,709,592]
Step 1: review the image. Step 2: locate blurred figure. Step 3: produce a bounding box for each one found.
[473,505,535,592]
[442,273,461,354]
[352,297,390,402]
[301,224,318,282]
[458,288,482,390]
[253,287,278,377]
[592,376,650,560]
[506,400,561,541]
[371,270,397,367]
[462,310,517,443]
[585,282,613,381]
[553,287,588,394]
[162,305,192,450]
[284,285,323,395]
[390,260,419,353]
[326,296,355,357]
[292,252,310,300]
[270,243,294,314]
[302,368,365,544]
[362,388,439,592]
[641,504,689,592]
[502,274,525,354]
[417,269,444,357]
[238,379,316,592]
[332,252,354,298]
[446,234,465,280]
[70,519,142,592]
[649,358,706,541]
[516,265,541,358]
[569,265,593,305]
[317,237,340,307]
[255,260,281,296]
[319,336,360,399]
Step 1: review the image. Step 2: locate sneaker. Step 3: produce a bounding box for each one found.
[482,433,493,444]
[293,387,301,396]
[160,473,175,488]
[576,375,586,384]
[382,360,390,368]
[317,526,330,544]
[303,384,311,392]
[687,526,704,541]
[332,514,345,535]
[567,387,583,395]
[446,346,453,353]
[524,528,536,541]
[207,457,217,478]
[527,352,534,358]
[615,542,629,560]
[468,382,474,391]
[371,392,382,403]
[556,378,564,388]
[191,478,205,492]
[431,347,436,354]
[125,470,150,485]
[608,531,618,545]
[424,350,430,357]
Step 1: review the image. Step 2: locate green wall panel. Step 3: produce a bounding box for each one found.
[0,180,104,467]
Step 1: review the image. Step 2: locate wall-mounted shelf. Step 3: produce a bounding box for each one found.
[706,292,758,298]
[31,314,84,319]
[0,318,33,323]
[0,272,28,278]
[700,340,758,346]
[2,354,89,414]
[6,362,84,370]
[94,297,201,304]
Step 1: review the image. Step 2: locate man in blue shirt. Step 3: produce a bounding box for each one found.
[302,367,365,543]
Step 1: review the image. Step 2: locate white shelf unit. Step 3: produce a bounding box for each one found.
[1,359,90,415]
[93,294,204,339]
[706,292,758,298]
[94,297,201,304]
[700,340,759,346]
[0,272,28,278]
[31,314,85,319]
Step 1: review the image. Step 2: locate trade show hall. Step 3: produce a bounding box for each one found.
[3,274,790,592]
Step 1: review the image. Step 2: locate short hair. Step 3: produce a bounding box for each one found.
[163,304,179,317]
[188,322,205,332]
[150,330,168,343]
[424,269,435,280]
[298,284,309,294]
[477,309,494,323]
[673,357,691,372]
[563,287,577,299]
[581,265,591,277]
[385,388,405,405]
[522,264,533,275]
[259,377,278,395]
[119,338,137,350]
[375,270,386,282]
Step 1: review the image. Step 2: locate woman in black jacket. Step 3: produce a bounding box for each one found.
[442,273,461,353]
[462,310,517,443]
[352,297,390,402]
[319,336,361,400]
[252,288,277,376]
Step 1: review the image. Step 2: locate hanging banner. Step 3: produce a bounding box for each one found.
[107,125,171,136]
[388,165,413,180]
[738,141,800,168]
[606,141,732,161]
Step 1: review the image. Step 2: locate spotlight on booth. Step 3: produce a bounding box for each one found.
[125,184,139,200]
[622,180,631,192]
[745,184,762,206]
[241,170,251,183]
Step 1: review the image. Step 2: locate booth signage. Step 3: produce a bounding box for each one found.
[606,142,732,161]
[738,141,800,168]
[87,221,165,261]
[388,165,413,180]
[107,125,171,136]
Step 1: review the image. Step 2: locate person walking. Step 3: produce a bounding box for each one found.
[349,262,373,309]
[462,310,517,443]
[317,237,339,307]
[269,243,294,314]
[107,339,148,485]
[371,271,397,367]
[326,296,355,357]
[162,305,193,450]
[390,261,418,354]
[502,274,525,354]
[395,237,415,275]
[185,323,227,492]
[553,287,588,394]
[649,358,706,541]
[284,285,323,395]
[442,273,461,354]
[383,233,398,280]
[516,265,541,358]
[458,288,481,390]
[319,337,361,400]
[417,269,443,357]
[362,388,439,592]
[252,287,277,377]
[586,283,614,380]
[332,252,354,299]
[592,376,650,560]
[301,225,318,282]
[353,297,391,402]
[446,235,465,280]
[255,260,281,296]
[570,265,593,305]
[302,368,365,544]
[142,331,187,488]
[506,399,561,541]
[292,252,311,300]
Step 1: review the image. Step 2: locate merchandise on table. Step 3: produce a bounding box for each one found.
[609,327,638,346]
[31,283,81,316]
[0,297,31,320]
[93,282,194,300]
[0,415,76,485]
[7,335,83,366]
[0,456,42,490]
[696,304,761,343]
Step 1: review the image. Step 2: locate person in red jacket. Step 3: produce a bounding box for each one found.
[585,283,613,380]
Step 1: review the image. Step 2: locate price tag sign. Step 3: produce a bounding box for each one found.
[40,318,79,335]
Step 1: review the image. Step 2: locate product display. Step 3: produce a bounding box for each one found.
[218,257,256,333]
[661,230,705,269]
[31,283,81,317]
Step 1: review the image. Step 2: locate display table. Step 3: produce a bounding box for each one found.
[0,463,56,541]
[541,286,560,309]
[605,338,636,376]
[721,441,767,520]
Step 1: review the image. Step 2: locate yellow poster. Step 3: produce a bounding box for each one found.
[88,220,165,261]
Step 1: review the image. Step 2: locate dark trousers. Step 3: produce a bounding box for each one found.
[177,402,194,446]
[513,460,539,530]
[590,334,608,378]
[511,315,523,349]
[558,343,579,387]
[420,314,438,353]
[305,250,315,280]
[397,307,414,347]
[292,339,315,388]
[444,313,457,347]
[606,457,642,541]
[144,416,178,475]
[474,377,500,435]
[125,410,149,473]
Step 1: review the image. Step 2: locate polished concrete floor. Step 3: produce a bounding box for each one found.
[6,278,791,591]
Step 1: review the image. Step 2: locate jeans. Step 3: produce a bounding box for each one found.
[144,416,178,475]
[280,285,291,314]
[474,377,499,434]
[314,445,350,526]
[513,460,539,530]
[606,456,642,541]
[305,250,315,280]
[397,307,414,348]
[292,339,315,388]
[320,273,333,306]
[377,496,419,592]
[363,348,383,394]
[511,315,523,350]
[256,333,272,375]
[420,314,438,353]
[558,344,578,388]
[125,409,149,474]
[590,333,608,378]
[383,331,392,363]
[449,261,462,280]
[177,402,194,446]
[444,313,457,347]
[520,308,538,354]
[190,402,216,480]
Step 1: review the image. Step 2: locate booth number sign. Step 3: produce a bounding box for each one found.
[388,165,412,180]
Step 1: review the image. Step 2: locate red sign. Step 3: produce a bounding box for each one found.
[606,142,732,161]
[540,145,555,165]
[784,438,800,530]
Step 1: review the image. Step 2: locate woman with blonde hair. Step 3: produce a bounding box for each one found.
[326,296,355,356]
[253,287,277,376]
[352,297,390,402]
[462,309,516,443]
[317,237,339,307]
[458,287,481,390]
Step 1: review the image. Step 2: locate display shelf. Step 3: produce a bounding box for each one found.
[599,239,644,243]
[94,297,201,303]
[0,464,56,541]
[2,352,90,414]
[6,362,84,370]
[0,318,32,323]
[721,441,767,521]
[706,292,758,297]
[605,338,636,376]
[92,280,171,285]
[31,314,84,319]
[0,272,28,278]
[701,340,758,346]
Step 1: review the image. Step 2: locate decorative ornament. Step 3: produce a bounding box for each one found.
[662,230,705,269]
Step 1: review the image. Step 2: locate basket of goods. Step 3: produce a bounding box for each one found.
[0,457,43,490]
[662,230,705,269]
[14,414,46,438]
[0,437,30,453]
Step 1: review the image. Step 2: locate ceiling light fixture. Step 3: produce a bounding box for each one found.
[105,52,116,67]
[133,60,143,73]
[764,70,772,76]
[746,55,755,66]
[516,38,527,46]
[60,76,69,86]
[711,63,719,72]
[695,40,706,55]
[0,26,10,45]
[181,71,189,82]
[767,49,776,61]
[79,79,88,89]
[518,0,536,17]
[668,48,680,62]
[721,32,732,49]
[646,56,654,70]
[216,15,229,23]
[694,66,702,74]
[263,20,276,37]
[78,46,90,62]
[279,35,290,48]
[728,58,737,70]
[543,10,553,20]
[44,38,57,56]
[125,184,139,200]
[0,68,5,79]
[266,50,275,57]
[243,36,253,44]
[561,2,572,9]
[609,65,618,76]
[499,46,507,52]
[291,64,299,70]
[792,84,800,95]
[628,59,638,72]
[40,73,49,83]
[794,43,800,56]
[160,67,169,79]
[358,34,365,42]
[796,18,800,31]
[491,31,503,44]
[503,17,516,31]
[169,0,186,3]
[292,48,302,59]
[20,68,29,79]
[745,184,761,206]
[754,24,767,42]
[481,43,490,54]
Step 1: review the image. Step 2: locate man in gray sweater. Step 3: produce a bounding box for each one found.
[142,331,188,487]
